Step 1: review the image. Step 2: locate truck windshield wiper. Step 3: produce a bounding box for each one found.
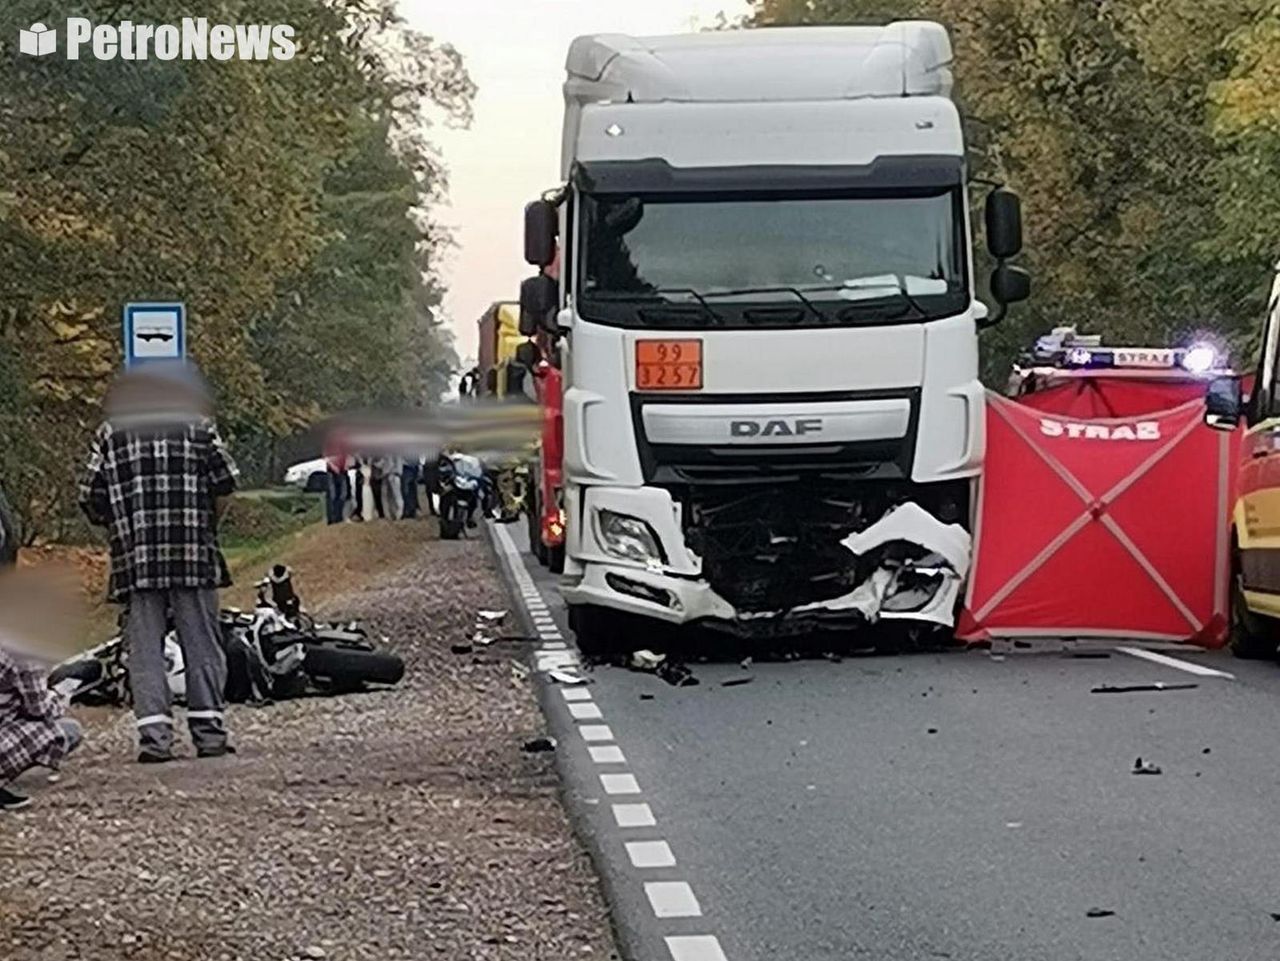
[588,288,724,324]
[701,286,829,324]
[827,276,933,322]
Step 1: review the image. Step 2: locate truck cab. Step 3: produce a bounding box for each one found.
[520,23,1029,651]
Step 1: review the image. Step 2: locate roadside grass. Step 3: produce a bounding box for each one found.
[17,490,433,654]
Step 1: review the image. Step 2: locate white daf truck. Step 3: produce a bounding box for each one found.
[520,22,1030,653]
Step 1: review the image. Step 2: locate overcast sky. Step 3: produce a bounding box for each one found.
[400,0,752,365]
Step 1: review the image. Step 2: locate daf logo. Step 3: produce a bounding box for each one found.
[730,418,824,438]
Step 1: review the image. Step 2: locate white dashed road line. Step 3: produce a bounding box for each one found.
[627,840,677,868]
[490,523,731,961]
[589,745,627,764]
[613,802,657,828]
[645,881,703,918]
[1116,646,1236,679]
[666,935,730,961]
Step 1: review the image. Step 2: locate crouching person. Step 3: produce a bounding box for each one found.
[79,361,240,764]
[0,644,82,810]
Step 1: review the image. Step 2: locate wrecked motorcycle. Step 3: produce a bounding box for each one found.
[48,566,405,706]
[437,452,486,540]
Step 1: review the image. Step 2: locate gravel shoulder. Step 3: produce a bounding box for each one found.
[0,521,617,961]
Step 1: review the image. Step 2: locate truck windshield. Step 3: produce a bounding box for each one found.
[578,190,968,328]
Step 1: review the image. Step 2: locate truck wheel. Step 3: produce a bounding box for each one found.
[528,484,548,566]
[548,543,565,575]
[1230,558,1277,659]
[569,605,632,660]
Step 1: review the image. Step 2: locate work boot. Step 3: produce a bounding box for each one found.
[197,744,237,759]
[0,787,32,810]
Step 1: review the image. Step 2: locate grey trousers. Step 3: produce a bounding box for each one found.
[126,588,228,754]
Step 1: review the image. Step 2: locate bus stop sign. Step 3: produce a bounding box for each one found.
[124,302,186,367]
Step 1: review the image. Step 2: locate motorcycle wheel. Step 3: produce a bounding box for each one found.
[304,645,405,692]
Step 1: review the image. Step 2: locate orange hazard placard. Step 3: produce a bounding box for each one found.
[636,339,703,391]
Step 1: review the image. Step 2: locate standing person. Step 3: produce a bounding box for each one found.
[369,457,387,519]
[401,458,421,519]
[78,362,238,764]
[351,456,366,522]
[0,642,82,810]
[381,455,404,520]
[421,455,440,517]
[324,438,351,526]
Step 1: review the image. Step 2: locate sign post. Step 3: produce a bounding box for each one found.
[123,302,186,367]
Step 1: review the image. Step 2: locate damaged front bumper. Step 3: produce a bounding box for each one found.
[563,496,973,637]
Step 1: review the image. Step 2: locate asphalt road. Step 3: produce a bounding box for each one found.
[493,524,1280,961]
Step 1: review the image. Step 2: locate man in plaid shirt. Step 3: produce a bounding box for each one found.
[0,642,83,810]
[79,362,239,763]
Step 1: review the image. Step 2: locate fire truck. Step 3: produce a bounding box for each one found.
[520,253,567,573]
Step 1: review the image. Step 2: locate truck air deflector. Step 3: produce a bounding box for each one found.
[573,155,964,195]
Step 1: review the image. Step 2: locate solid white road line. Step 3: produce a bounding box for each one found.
[1116,646,1236,679]
[645,881,702,918]
[627,840,676,868]
[666,935,729,961]
[589,745,627,764]
[569,702,604,720]
[579,724,614,742]
[600,773,641,795]
[613,802,657,828]
[562,688,593,702]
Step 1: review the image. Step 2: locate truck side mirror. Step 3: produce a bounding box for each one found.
[1205,376,1243,431]
[524,201,558,267]
[985,188,1023,259]
[520,274,558,332]
[990,263,1031,306]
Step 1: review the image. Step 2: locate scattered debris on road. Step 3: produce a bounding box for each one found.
[1132,757,1163,775]
[549,668,590,686]
[478,609,508,625]
[1092,682,1199,694]
[657,661,700,687]
[522,736,556,753]
[1086,908,1117,919]
[629,649,666,672]
[639,693,654,701]
[450,642,473,655]
[721,677,754,688]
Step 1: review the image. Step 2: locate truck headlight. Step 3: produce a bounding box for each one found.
[595,509,665,564]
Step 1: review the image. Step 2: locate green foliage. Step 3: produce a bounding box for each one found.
[0,1,473,537]
[752,0,1276,379]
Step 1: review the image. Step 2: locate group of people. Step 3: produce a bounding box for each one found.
[322,453,436,526]
[2,361,239,810]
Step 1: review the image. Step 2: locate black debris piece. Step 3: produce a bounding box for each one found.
[927,728,938,735]
[1270,913,1280,922]
[450,643,473,656]
[1202,747,1211,755]
[1132,757,1162,776]
[656,661,699,688]
[521,737,556,754]
[1068,651,1112,659]
[721,677,754,688]
[639,693,654,701]
[1086,908,1116,919]
[1092,682,1198,694]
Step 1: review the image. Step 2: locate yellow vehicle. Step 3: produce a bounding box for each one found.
[475,302,535,521]
[1204,265,1280,658]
